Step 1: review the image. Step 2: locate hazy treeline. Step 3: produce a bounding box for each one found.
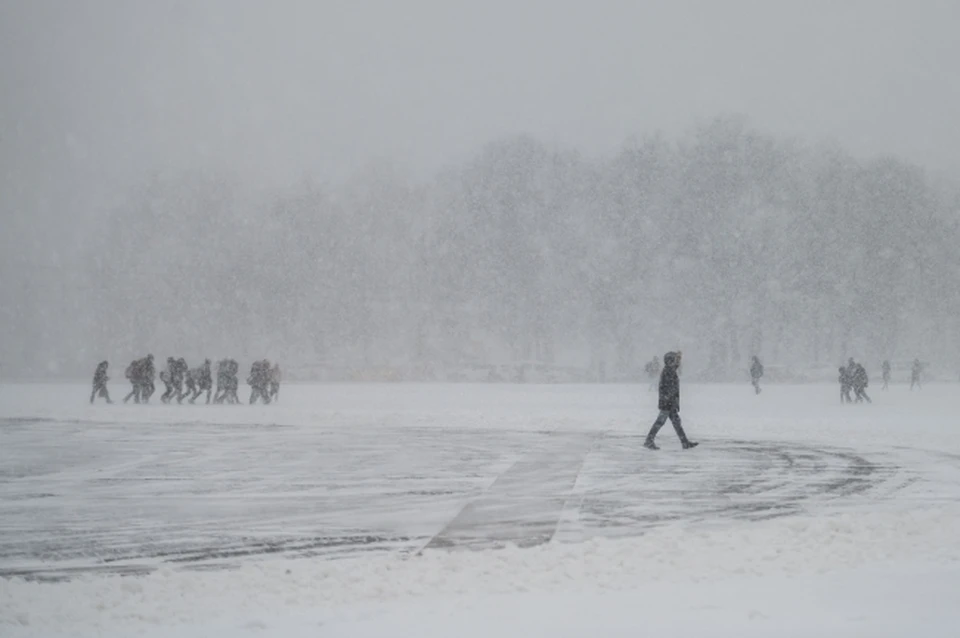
[5,116,960,379]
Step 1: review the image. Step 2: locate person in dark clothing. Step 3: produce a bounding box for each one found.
[246,360,260,404]
[750,356,764,394]
[644,356,661,392]
[172,358,188,403]
[160,357,177,403]
[220,359,239,404]
[852,362,871,403]
[911,358,923,390]
[123,357,143,404]
[644,351,697,450]
[228,359,241,403]
[140,354,156,403]
[881,360,891,390]
[199,358,214,404]
[188,359,213,404]
[839,366,853,403]
[248,359,272,404]
[215,359,241,404]
[90,361,112,404]
[269,362,281,403]
[214,359,228,403]
[184,362,199,400]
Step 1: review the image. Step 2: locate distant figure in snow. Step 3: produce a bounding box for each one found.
[183,360,200,401]
[910,358,923,391]
[122,358,139,403]
[839,365,853,404]
[90,361,112,404]
[160,357,177,403]
[881,360,891,390]
[214,359,229,403]
[217,359,241,404]
[214,359,241,404]
[644,356,661,392]
[123,356,146,403]
[851,361,871,403]
[247,359,272,404]
[175,358,190,403]
[750,356,764,395]
[227,359,241,403]
[140,354,156,403]
[644,351,697,450]
[187,359,213,404]
[269,362,281,403]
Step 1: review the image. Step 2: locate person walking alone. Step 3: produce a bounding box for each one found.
[750,356,764,395]
[644,351,698,450]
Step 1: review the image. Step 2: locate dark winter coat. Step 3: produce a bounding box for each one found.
[142,356,155,381]
[750,359,764,379]
[658,352,681,412]
[93,362,109,386]
[197,361,212,389]
[248,360,270,387]
[853,364,869,389]
[172,358,188,384]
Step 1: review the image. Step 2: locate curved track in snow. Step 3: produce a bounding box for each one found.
[0,417,945,581]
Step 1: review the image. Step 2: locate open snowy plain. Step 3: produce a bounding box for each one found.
[2,381,960,636]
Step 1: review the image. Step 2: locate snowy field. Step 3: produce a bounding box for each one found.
[3,381,960,636]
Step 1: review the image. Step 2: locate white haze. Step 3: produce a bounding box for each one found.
[1,0,959,379]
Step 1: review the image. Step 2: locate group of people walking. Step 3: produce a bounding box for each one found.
[846,357,926,400]
[89,349,932,455]
[839,358,871,403]
[89,356,281,405]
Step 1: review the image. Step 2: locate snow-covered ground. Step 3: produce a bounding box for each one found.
[2,381,960,636]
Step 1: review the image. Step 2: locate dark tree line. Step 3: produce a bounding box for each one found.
[10,116,957,380]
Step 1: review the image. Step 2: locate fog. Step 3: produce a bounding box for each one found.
[2,0,959,380]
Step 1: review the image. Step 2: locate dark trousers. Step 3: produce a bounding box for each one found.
[646,409,688,443]
[161,381,175,403]
[123,383,141,404]
[218,381,239,404]
[249,385,271,404]
[90,383,111,404]
[174,382,184,403]
[191,384,212,404]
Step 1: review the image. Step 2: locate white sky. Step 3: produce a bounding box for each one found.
[2,0,959,242]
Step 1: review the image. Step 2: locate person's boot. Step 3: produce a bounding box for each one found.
[645,419,664,450]
[682,440,699,450]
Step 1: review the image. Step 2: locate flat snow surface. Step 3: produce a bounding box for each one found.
[2,382,960,636]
